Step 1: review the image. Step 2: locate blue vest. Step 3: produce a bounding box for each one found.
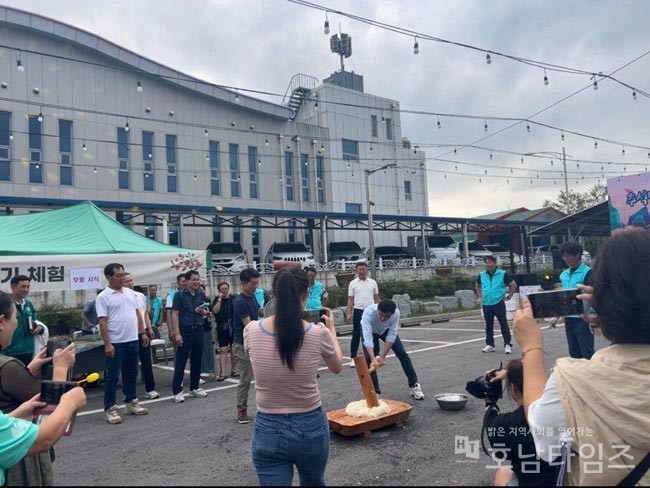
[560,262,591,318]
[306,281,325,310]
[480,269,507,306]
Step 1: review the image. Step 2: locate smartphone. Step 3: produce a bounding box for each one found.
[46,338,71,358]
[302,309,329,323]
[527,288,584,319]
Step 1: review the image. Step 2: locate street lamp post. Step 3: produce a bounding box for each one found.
[365,162,396,278]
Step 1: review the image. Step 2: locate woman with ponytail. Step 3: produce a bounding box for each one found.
[244,268,342,486]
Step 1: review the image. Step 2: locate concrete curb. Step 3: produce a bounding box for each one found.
[334,309,481,336]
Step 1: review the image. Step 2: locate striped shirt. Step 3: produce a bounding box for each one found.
[244,318,337,414]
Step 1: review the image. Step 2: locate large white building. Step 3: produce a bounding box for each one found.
[0,6,427,263]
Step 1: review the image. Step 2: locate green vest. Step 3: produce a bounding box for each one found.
[560,263,591,318]
[3,299,38,358]
[480,269,507,306]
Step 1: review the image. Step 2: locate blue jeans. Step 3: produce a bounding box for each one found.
[172,327,204,394]
[104,340,139,410]
[564,317,594,359]
[252,407,329,486]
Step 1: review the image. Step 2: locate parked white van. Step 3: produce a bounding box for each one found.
[414,236,461,260]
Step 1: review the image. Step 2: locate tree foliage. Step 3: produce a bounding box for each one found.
[542,183,608,214]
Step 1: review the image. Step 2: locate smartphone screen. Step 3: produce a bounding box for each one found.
[527,289,584,318]
[301,310,321,323]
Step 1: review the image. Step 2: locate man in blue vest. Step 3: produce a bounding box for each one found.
[475,256,517,354]
[551,241,594,359]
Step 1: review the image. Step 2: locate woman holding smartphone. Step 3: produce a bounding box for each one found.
[244,268,342,486]
[212,282,236,381]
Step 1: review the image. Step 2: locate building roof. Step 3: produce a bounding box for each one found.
[529,201,610,237]
[475,207,565,222]
[0,6,294,120]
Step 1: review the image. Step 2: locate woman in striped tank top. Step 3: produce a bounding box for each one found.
[244,268,343,486]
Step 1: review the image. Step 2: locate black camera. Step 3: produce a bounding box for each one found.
[466,366,503,403]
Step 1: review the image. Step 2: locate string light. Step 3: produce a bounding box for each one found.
[453,147,457,156]
[124,120,129,132]
[234,93,240,103]
[561,132,565,141]
[136,81,143,93]
[148,152,152,159]
[486,53,492,64]
[265,138,269,146]
[324,13,330,35]
[82,142,87,151]
[93,167,97,173]
[526,124,531,133]
[593,80,598,90]
[204,128,208,137]
[16,59,24,72]
[193,173,197,180]
[437,116,441,129]
[622,146,626,157]
[144,172,149,178]
[9,132,13,141]
[37,111,43,123]
[413,36,419,55]
[521,157,524,164]
[258,159,262,166]
[35,162,39,169]
[314,100,319,110]
[489,153,493,160]
[484,119,488,132]
[594,140,598,149]
[381,116,385,124]
[632,90,637,100]
[543,69,549,86]
[550,160,554,166]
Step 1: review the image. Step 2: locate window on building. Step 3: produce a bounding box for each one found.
[248,146,258,199]
[143,131,154,192]
[300,153,310,202]
[371,115,378,138]
[29,116,43,184]
[144,214,157,240]
[342,139,358,161]
[404,180,412,201]
[58,120,73,186]
[345,202,362,214]
[229,143,240,197]
[212,217,221,243]
[316,155,325,204]
[168,214,180,246]
[252,218,261,264]
[117,127,129,189]
[284,151,294,201]
[0,111,11,181]
[166,134,177,193]
[209,140,220,196]
[386,118,393,140]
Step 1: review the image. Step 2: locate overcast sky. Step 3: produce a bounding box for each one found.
[6,0,650,217]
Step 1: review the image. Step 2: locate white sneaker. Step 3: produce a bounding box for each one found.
[189,388,208,398]
[349,360,356,368]
[144,390,160,399]
[410,383,425,400]
[173,392,185,403]
[482,345,496,353]
[199,378,206,385]
[505,344,512,355]
[124,400,148,416]
[105,405,122,424]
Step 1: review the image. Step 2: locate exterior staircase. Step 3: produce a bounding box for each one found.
[282,74,318,114]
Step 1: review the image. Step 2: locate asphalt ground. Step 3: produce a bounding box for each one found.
[52,316,609,486]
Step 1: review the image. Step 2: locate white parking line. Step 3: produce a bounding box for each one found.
[400,327,487,332]
[400,340,453,345]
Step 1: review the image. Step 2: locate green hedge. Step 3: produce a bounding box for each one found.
[37,303,82,337]
[326,276,477,308]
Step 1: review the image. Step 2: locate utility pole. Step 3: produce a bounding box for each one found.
[365,163,396,279]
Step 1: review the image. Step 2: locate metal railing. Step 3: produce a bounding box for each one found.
[281,73,319,105]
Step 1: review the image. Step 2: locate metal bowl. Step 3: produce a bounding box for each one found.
[434,393,468,411]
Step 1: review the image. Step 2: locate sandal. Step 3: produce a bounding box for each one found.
[231,371,240,378]
[216,375,226,382]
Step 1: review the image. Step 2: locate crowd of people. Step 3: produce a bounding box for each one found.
[0,228,648,486]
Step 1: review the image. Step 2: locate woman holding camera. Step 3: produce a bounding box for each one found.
[514,227,650,485]
[212,281,237,381]
[0,292,86,486]
[484,360,560,486]
[244,268,343,486]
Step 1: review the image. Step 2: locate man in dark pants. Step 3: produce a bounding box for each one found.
[476,256,517,354]
[362,299,424,399]
[171,270,209,403]
[552,242,594,359]
[346,262,379,368]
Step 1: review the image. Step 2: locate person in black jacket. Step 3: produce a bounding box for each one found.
[211,281,236,381]
[484,359,560,486]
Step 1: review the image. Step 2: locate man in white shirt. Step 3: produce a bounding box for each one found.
[346,262,379,368]
[361,299,424,400]
[96,263,149,425]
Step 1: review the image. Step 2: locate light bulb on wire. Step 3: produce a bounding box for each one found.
[561,132,565,141]
[484,119,488,132]
[593,80,598,90]
[265,138,269,146]
[37,111,43,123]
[324,13,330,35]
[633,91,637,100]
[234,93,240,103]
[124,121,129,132]
[486,53,492,64]
[82,143,87,151]
[526,124,531,133]
[594,140,598,149]
[16,59,24,72]
[9,132,13,141]
[437,116,441,129]
[136,81,143,93]
[543,69,549,85]
[204,129,208,137]
[413,36,419,55]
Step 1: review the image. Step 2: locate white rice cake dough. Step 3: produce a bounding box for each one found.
[345,399,391,418]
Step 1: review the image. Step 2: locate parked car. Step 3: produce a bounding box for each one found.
[328,241,366,263]
[207,242,248,271]
[483,244,520,264]
[414,235,461,260]
[365,246,415,262]
[265,242,316,268]
[458,241,494,259]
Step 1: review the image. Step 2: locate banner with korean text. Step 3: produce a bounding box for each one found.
[0,250,206,292]
[607,172,650,232]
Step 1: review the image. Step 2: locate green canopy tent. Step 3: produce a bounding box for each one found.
[0,202,205,292]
